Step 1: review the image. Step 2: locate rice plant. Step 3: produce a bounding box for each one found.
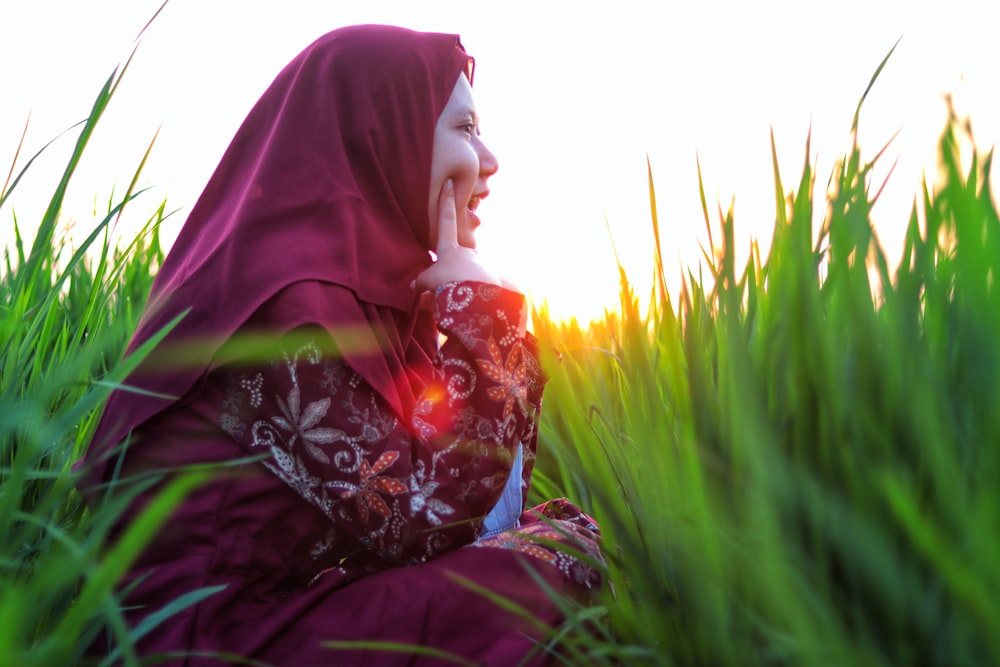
[532,57,1000,666]
[0,35,215,663]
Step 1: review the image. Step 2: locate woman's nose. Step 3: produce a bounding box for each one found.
[477,139,499,177]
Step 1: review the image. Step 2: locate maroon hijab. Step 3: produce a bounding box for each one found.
[80,25,474,491]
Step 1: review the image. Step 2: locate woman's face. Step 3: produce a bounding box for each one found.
[427,74,499,250]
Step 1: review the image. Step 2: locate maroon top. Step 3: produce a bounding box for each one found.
[78,25,602,665]
[80,25,473,490]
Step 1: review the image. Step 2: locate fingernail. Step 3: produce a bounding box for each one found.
[445,178,454,189]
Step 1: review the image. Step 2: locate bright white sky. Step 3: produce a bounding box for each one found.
[2,0,998,323]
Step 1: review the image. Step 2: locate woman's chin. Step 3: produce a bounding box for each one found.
[459,212,481,249]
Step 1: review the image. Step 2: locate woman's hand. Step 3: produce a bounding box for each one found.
[412,179,503,293]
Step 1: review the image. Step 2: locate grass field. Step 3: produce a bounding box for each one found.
[529,63,1000,665]
[3,46,998,666]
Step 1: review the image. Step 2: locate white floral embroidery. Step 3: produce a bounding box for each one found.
[309,527,337,559]
[442,358,476,405]
[240,373,264,408]
[271,383,345,464]
[214,284,553,570]
[265,445,323,504]
[411,398,437,437]
[443,283,475,312]
[251,420,280,448]
[495,309,518,347]
[442,319,485,349]
[408,460,456,526]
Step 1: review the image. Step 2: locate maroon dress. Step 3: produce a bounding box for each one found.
[109,281,601,666]
[77,26,602,666]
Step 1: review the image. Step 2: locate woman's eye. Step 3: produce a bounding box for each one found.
[460,123,476,135]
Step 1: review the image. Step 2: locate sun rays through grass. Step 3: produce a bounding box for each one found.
[531,58,1000,665]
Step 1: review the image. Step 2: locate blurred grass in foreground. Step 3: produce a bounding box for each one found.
[532,58,1000,665]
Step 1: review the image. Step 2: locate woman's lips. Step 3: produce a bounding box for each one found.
[467,190,488,226]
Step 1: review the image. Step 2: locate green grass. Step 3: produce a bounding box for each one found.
[4,36,999,666]
[0,45,212,666]
[531,56,1000,666]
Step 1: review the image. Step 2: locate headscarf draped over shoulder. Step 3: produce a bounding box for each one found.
[79,25,475,492]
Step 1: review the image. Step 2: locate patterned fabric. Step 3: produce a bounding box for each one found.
[218,282,549,564]
[104,281,602,665]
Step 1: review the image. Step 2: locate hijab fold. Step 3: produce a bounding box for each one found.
[79,25,474,492]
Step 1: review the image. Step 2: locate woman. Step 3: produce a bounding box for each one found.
[79,24,601,666]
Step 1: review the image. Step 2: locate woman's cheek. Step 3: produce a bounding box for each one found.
[452,151,480,196]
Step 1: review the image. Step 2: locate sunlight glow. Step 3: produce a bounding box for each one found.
[2,1,998,325]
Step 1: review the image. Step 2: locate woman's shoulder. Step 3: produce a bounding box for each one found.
[246,280,365,330]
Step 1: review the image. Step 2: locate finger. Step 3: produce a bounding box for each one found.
[435,178,460,255]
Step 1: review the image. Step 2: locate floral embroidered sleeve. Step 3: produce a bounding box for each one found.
[217,281,544,565]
